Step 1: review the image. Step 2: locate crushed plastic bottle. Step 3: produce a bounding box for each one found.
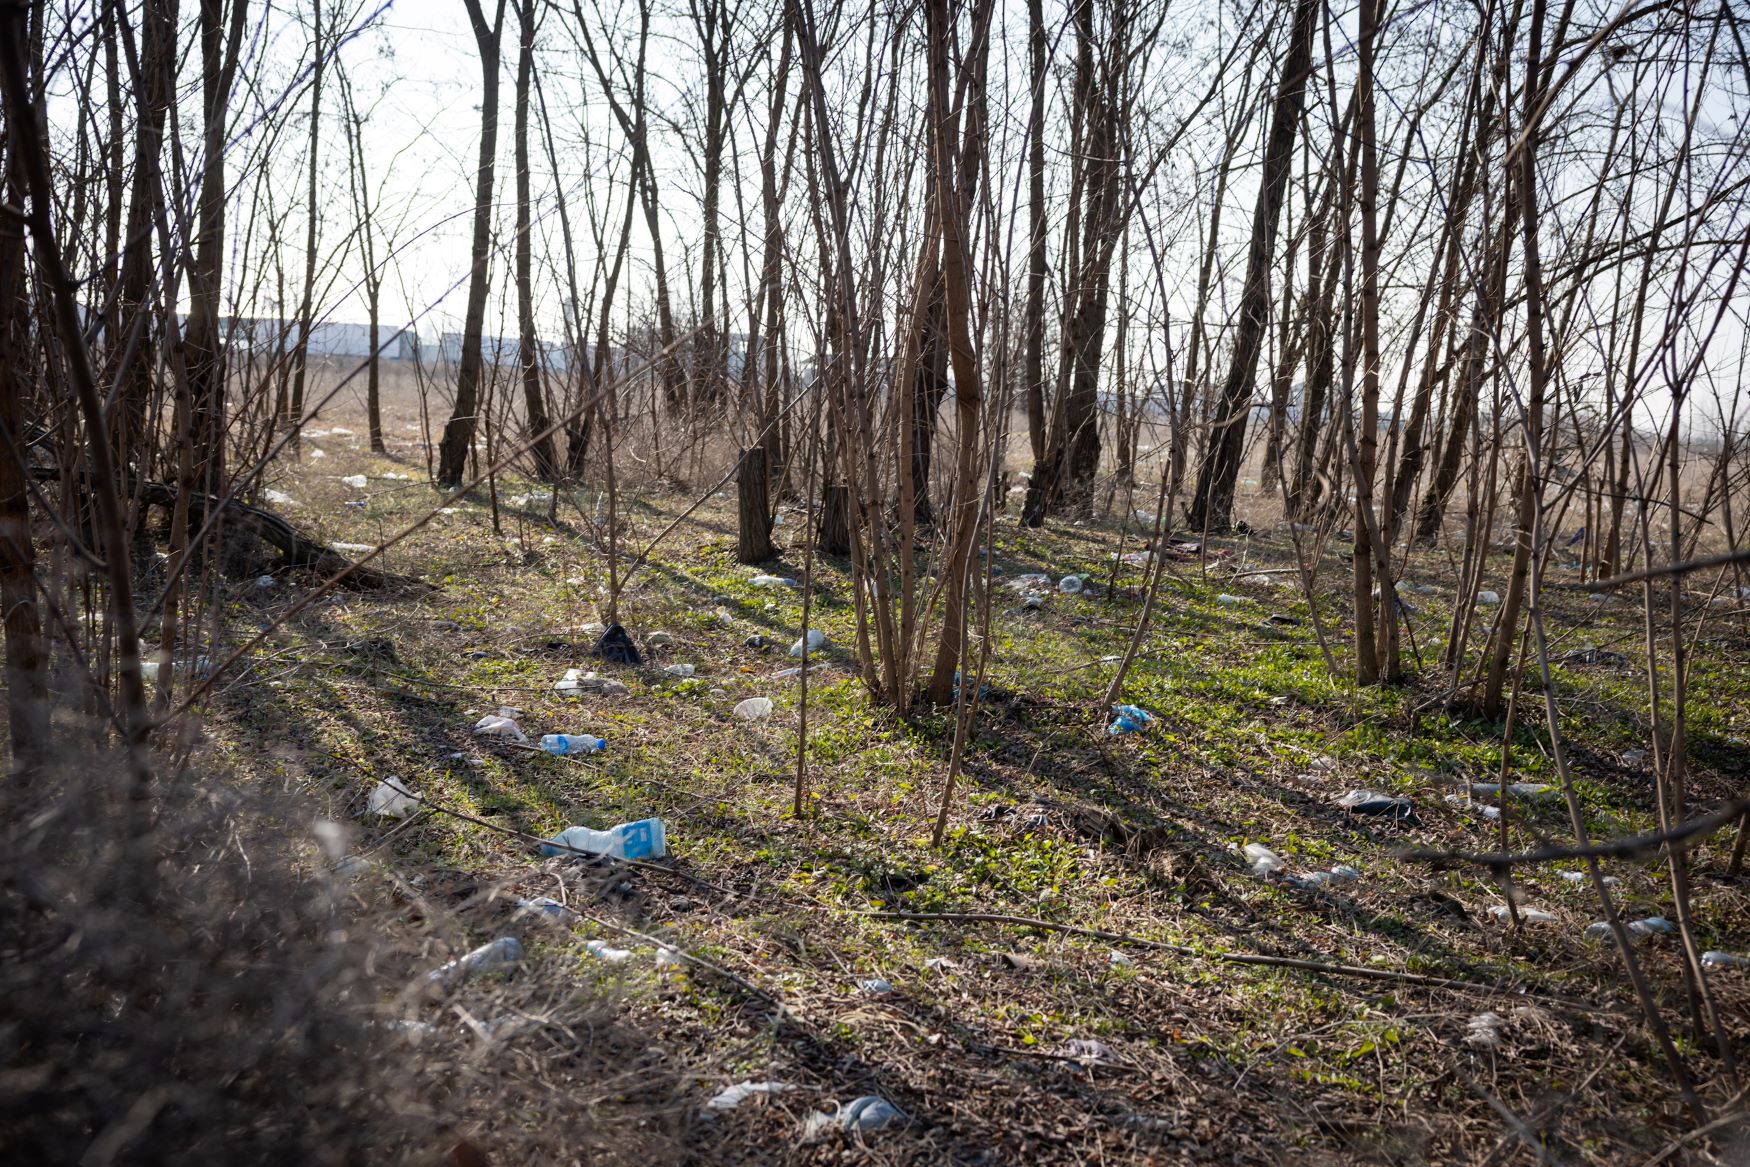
[733,696,774,722]
[1701,951,1747,969]
[1107,703,1155,735]
[341,474,368,488]
[663,663,697,678]
[1059,574,1085,594]
[805,1095,906,1137]
[1216,593,1246,606]
[790,629,826,657]
[1489,905,1557,925]
[516,896,568,920]
[539,733,606,756]
[750,574,796,588]
[1335,789,1419,823]
[1476,590,1502,606]
[426,936,523,992]
[539,818,668,860]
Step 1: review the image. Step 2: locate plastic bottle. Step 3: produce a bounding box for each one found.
[425,936,523,991]
[539,733,606,756]
[540,818,668,860]
[1107,704,1154,735]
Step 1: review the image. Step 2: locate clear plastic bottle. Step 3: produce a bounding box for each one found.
[540,818,668,860]
[539,733,606,756]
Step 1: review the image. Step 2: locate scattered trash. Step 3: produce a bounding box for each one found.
[789,629,826,657]
[750,574,796,588]
[1267,613,1301,626]
[708,687,728,699]
[999,952,1043,972]
[734,696,774,722]
[663,663,697,678]
[1107,703,1154,735]
[703,1081,797,1115]
[594,623,642,666]
[745,634,773,651]
[1476,590,1502,606]
[1464,782,1557,800]
[1414,583,1438,595]
[1559,871,1620,886]
[1244,842,1284,878]
[1463,1012,1505,1050]
[332,541,377,553]
[1308,755,1338,772]
[1107,950,1132,966]
[309,448,326,459]
[425,937,523,993]
[554,668,630,697]
[1622,749,1649,766]
[647,631,674,648]
[254,574,277,589]
[655,946,685,968]
[472,713,527,743]
[925,956,962,972]
[1335,789,1419,823]
[804,1095,906,1137]
[516,896,568,920]
[1059,574,1086,594]
[341,474,368,488]
[264,488,298,506]
[332,854,370,879]
[1585,917,1676,944]
[1216,593,1246,606]
[1061,1038,1117,1064]
[584,939,635,963]
[1489,905,1558,925]
[858,977,894,996]
[540,818,668,860]
[1701,951,1747,970]
[538,733,606,756]
[366,776,420,819]
[1328,864,1363,884]
[774,666,803,679]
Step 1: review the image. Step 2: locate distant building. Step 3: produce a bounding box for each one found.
[219,316,418,361]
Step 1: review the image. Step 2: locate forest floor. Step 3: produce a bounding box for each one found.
[190,403,1750,1165]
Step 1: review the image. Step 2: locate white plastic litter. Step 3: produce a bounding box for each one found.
[805,1096,906,1137]
[472,713,527,743]
[789,629,826,657]
[1243,842,1283,877]
[1560,871,1620,886]
[751,574,796,587]
[734,697,774,722]
[254,575,277,589]
[332,541,376,553]
[1701,951,1747,969]
[925,956,961,972]
[1476,590,1502,606]
[366,776,419,819]
[1062,1038,1117,1063]
[858,977,894,995]
[425,937,522,992]
[1107,950,1132,966]
[264,489,298,506]
[704,1081,797,1114]
[1328,864,1363,884]
[1216,593,1246,606]
[1489,905,1557,925]
[1059,575,1084,594]
[341,474,368,488]
[1463,1012,1505,1050]
[656,946,685,968]
[663,663,697,678]
[584,939,635,963]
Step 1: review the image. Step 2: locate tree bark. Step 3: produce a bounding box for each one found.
[1188,0,1319,533]
[736,446,774,564]
[438,0,508,487]
[513,0,556,480]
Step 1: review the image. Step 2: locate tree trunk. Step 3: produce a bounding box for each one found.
[286,0,323,442]
[817,482,850,556]
[1188,0,1319,533]
[513,0,556,480]
[438,0,507,487]
[0,85,47,774]
[736,446,774,564]
[1023,0,1047,464]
